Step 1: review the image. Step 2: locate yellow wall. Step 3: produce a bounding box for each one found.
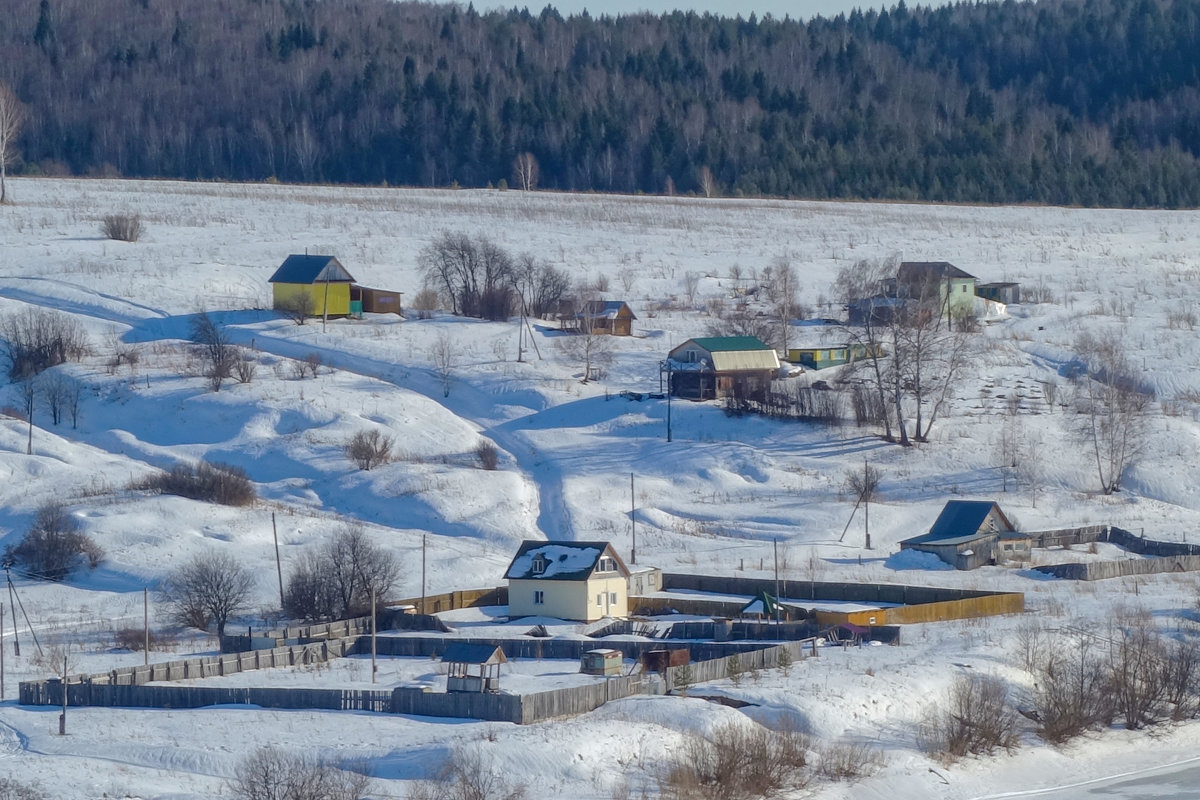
[272,282,351,316]
[815,592,1024,627]
[509,576,628,621]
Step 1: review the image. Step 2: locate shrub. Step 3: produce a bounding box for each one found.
[101,213,145,242]
[475,440,499,470]
[725,652,744,686]
[346,430,393,471]
[114,627,160,652]
[139,460,256,506]
[277,293,316,325]
[0,778,47,800]
[231,747,370,800]
[407,746,525,800]
[816,740,884,782]
[411,288,439,320]
[918,674,1019,761]
[0,307,89,379]
[657,723,809,800]
[10,501,103,581]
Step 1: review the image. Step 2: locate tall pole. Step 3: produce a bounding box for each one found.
[272,513,284,609]
[59,650,67,735]
[143,588,149,666]
[1,603,5,700]
[6,575,19,657]
[421,534,427,616]
[371,588,377,684]
[773,538,780,626]
[322,278,330,333]
[630,473,636,565]
[665,361,673,442]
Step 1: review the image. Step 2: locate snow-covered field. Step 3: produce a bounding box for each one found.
[1,177,1200,798]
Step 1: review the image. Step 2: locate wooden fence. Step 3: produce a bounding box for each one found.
[1035,556,1200,581]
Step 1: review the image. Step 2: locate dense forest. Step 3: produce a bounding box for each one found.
[2,0,1200,206]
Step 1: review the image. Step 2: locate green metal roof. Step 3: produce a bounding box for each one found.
[688,336,772,352]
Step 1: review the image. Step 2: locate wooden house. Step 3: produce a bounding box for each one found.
[350,285,403,316]
[268,255,356,318]
[667,336,781,400]
[505,540,631,622]
[560,300,637,336]
[442,642,506,693]
[899,500,1030,570]
[975,282,1021,305]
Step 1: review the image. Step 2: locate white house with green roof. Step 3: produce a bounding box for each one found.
[667,335,780,400]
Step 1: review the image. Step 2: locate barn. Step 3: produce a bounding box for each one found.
[899,500,1030,569]
[268,255,356,318]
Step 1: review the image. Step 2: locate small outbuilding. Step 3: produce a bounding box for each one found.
[350,285,403,316]
[442,642,507,693]
[580,648,623,676]
[269,255,356,318]
[899,500,1030,570]
[975,282,1021,305]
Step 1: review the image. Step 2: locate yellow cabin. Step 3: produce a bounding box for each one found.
[268,255,356,318]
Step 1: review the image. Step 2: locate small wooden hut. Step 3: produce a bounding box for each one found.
[442,643,506,693]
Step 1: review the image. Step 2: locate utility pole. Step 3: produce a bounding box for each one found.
[630,473,636,565]
[143,588,149,666]
[1,603,5,700]
[321,277,330,333]
[665,361,673,442]
[371,588,377,684]
[773,538,780,627]
[272,513,284,608]
[6,571,19,657]
[59,649,67,735]
[421,534,427,616]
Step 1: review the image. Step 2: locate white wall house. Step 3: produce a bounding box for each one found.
[505,540,631,622]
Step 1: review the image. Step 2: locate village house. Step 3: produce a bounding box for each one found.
[268,254,356,317]
[786,339,883,370]
[899,500,1030,570]
[505,540,631,622]
[667,336,781,400]
[897,261,977,325]
[975,281,1021,305]
[559,300,637,336]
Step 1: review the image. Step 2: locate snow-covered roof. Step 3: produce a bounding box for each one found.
[901,501,1014,547]
[505,540,628,581]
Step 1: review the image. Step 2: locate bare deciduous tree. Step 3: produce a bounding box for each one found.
[190,310,235,391]
[431,331,457,397]
[841,461,881,549]
[0,307,89,380]
[918,673,1019,761]
[345,429,393,470]
[419,232,516,320]
[231,747,370,800]
[0,81,23,205]
[697,165,717,198]
[1073,331,1151,494]
[408,746,526,800]
[277,292,317,325]
[557,292,614,382]
[512,151,538,191]
[284,524,400,620]
[159,550,255,639]
[9,501,103,581]
[515,254,570,319]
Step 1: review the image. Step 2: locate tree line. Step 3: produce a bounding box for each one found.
[1,0,1199,206]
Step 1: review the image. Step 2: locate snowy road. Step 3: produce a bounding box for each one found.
[978,758,1200,800]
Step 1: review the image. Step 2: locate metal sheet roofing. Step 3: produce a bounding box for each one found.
[898,261,976,281]
[441,643,507,665]
[504,540,628,581]
[901,501,1013,546]
[268,254,356,284]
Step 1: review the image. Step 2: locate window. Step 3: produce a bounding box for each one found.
[533,590,544,605]
[532,555,547,574]
[597,556,617,573]
[962,284,967,292]
[609,592,617,605]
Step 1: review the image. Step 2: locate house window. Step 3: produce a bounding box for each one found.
[1003,544,1013,551]
[597,557,617,573]
[596,593,603,606]
[532,555,547,574]
[962,285,967,292]
[609,592,618,605]
[533,591,544,605]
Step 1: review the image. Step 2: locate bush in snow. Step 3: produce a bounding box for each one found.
[474,440,499,470]
[0,778,47,800]
[345,429,393,471]
[101,213,145,242]
[230,747,370,800]
[918,673,1019,762]
[406,745,526,800]
[657,722,809,800]
[138,459,256,506]
[9,501,103,581]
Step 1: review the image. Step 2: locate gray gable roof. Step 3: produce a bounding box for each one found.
[268,255,356,284]
[902,500,1013,546]
[504,540,628,581]
[898,261,976,282]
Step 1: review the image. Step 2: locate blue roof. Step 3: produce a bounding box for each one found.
[902,501,1012,546]
[268,255,356,284]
